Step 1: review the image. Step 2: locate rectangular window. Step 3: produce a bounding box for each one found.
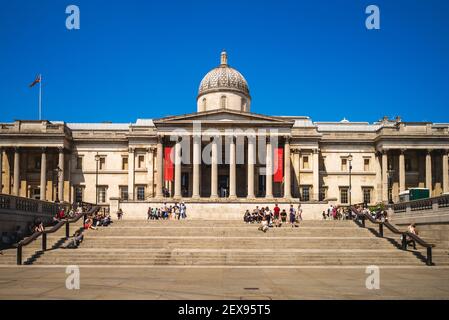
[99,157,106,170]
[341,159,348,171]
[363,188,372,204]
[302,156,310,169]
[122,157,128,170]
[340,188,349,204]
[138,155,145,169]
[136,186,145,201]
[364,158,370,171]
[74,186,83,203]
[119,186,128,201]
[98,186,107,203]
[301,186,310,202]
[319,187,327,201]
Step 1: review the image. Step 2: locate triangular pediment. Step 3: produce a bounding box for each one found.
[153,109,293,126]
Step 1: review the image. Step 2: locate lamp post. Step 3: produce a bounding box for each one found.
[95,153,100,205]
[53,166,62,203]
[348,154,353,215]
[387,169,395,204]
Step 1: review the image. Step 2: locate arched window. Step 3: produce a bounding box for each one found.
[220,95,227,109]
[202,98,207,111]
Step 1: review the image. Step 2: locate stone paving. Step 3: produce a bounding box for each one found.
[1,265,449,300]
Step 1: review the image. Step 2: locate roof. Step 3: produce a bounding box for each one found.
[67,123,131,130]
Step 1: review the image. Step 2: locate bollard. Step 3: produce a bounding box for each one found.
[378,223,384,237]
[427,247,433,266]
[66,222,70,238]
[42,233,47,251]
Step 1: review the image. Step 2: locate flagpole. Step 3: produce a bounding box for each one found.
[39,74,42,120]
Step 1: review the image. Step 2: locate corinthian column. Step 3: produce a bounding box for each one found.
[229,136,237,199]
[58,147,65,202]
[174,138,182,199]
[382,150,388,202]
[426,149,432,195]
[40,148,47,200]
[399,149,406,193]
[265,137,273,198]
[192,135,201,198]
[156,136,164,198]
[284,137,291,198]
[312,149,319,201]
[247,136,255,199]
[13,148,20,196]
[0,148,3,194]
[443,150,449,194]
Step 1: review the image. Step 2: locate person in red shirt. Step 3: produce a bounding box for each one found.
[273,204,281,227]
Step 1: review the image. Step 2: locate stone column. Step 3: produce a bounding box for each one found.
[293,149,301,198]
[192,135,201,198]
[375,152,382,203]
[128,147,135,200]
[399,149,406,193]
[156,136,164,198]
[382,150,388,202]
[265,137,273,198]
[40,148,47,201]
[0,148,3,193]
[312,149,319,201]
[426,149,432,194]
[229,136,237,199]
[58,147,65,202]
[147,147,155,197]
[284,137,291,198]
[247,136,255,199]
[443,150,449,194]
[13,148,20,196]
[174,138,182,199]
[210,136,218,198]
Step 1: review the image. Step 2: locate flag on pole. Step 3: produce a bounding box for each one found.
[164,147,174,181]
[29,74,41,88]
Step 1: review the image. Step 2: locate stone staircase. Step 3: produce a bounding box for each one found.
[0,219,431,266]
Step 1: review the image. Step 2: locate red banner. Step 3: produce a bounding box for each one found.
[274,147,284,183]
[164,147,174,182]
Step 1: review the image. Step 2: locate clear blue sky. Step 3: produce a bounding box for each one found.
[1,0,448,123]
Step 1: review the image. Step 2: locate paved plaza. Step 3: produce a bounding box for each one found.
[1,265,449,300]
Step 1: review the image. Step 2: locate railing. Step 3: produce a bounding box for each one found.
[0,193,59,216]
[352,207,435,266]
[15,202,99,265]
[390,194,449,213]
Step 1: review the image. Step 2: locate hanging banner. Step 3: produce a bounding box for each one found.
[164,147,174,182]
[274,147,284,183]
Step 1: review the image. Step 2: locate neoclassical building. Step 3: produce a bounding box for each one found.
[1,51,449,218]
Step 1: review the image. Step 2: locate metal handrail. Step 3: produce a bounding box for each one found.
[352,207,435,266]
[15,202,99,265]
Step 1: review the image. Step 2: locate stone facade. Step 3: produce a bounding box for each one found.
[1,52,449,217]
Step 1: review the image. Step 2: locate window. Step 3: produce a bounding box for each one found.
[363,188,372,204]
[341,159,348,171]
[34,157,41,170]
[136,186,145,201]
[364,158,370,171]
[76,156,83,170]
[319,187,327,201]
[99,157,106,170]
[202,98,207,110]
[137,155,145,169]
[119,186,128,201]
[241,98,246,110]
[302,156,310,169]
[301,186,310,202]
[98,186,107,203]
[122,157,128,170]
[340,188,349,204]
[220,95,227,108]
[74,186,83,203]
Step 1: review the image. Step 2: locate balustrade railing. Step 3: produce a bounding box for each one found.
[390,194,449,214]
[0,193,59,216]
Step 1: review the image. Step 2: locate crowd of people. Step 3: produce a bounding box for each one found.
[146,202,188,220]
[243,204,303,232]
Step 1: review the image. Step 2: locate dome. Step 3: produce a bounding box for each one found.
[198,51,250,98]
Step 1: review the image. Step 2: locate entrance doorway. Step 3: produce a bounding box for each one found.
[218,175,229,198]
[181,172,189,197]
[30,186,41,200]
